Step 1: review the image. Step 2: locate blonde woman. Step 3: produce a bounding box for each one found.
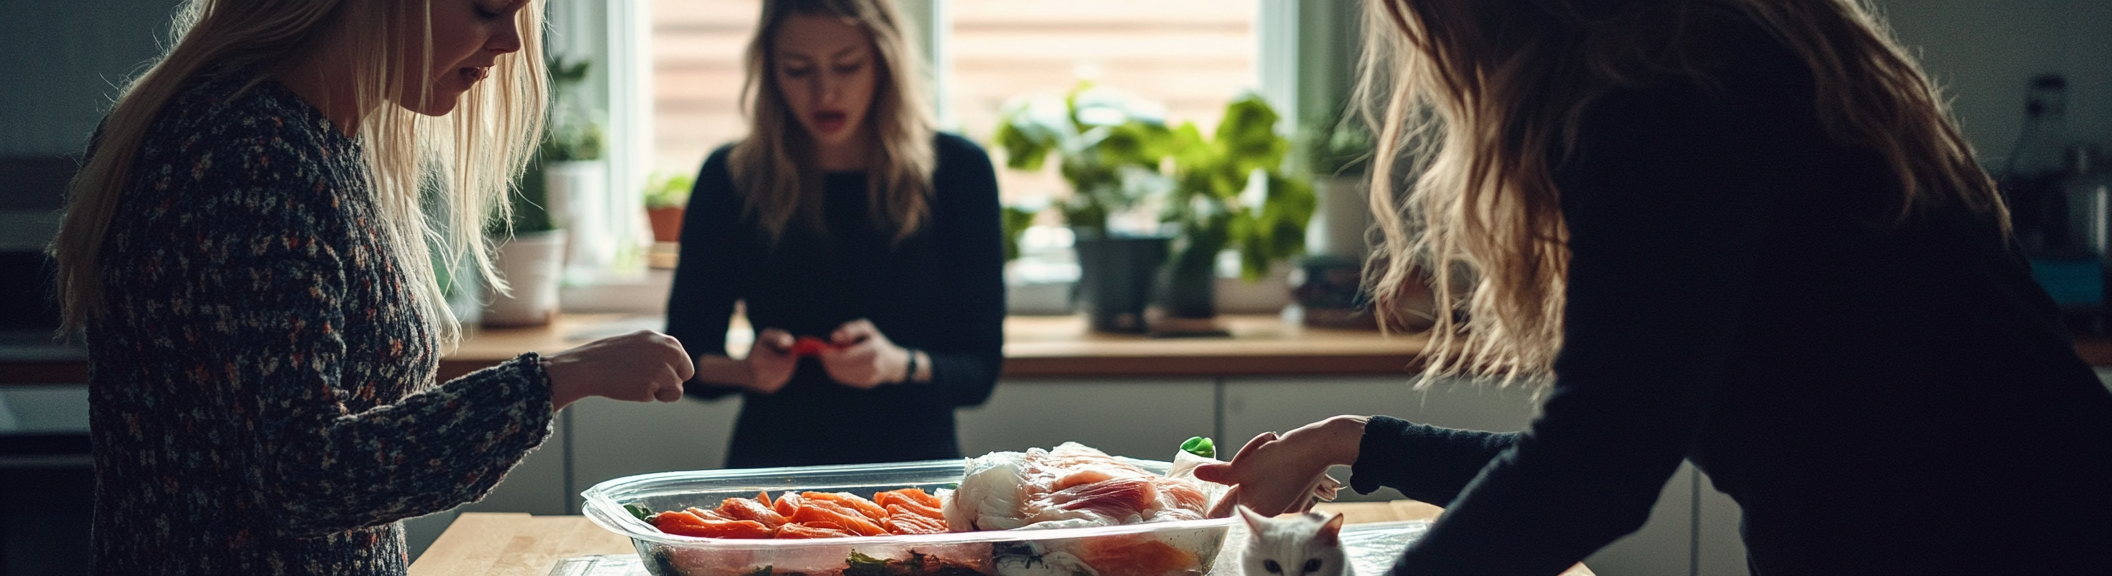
[50,0,694,571]
[1196,0,2112,573]
[665,0,1003,468]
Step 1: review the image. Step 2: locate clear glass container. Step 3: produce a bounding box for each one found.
[581,458,1236,576]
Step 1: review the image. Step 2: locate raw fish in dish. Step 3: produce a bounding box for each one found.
[944,441,1228,532]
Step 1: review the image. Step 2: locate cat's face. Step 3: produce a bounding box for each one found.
[1238,506,1351,576]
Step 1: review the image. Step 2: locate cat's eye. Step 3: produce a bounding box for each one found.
[1263,559,1283,573]
[1304,558,1324,572]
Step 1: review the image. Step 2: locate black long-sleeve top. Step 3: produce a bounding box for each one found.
[87,69,553,574]
[1348,15,2112,576]
[665,133,1006,469]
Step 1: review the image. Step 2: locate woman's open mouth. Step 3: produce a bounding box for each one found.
[811,111,848,134]
[457,66,490,85]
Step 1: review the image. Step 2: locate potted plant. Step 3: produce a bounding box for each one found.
[483,154,566,327]
[1301,105,1377,260]
[1157,93,1316,327]
[993,83,1179,333]
[541,55,615,285]
[643,171,693,244]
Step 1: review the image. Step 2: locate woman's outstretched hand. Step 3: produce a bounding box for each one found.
[1196,415,1370,518]
[544,330,695,410]
[818,318,911,389]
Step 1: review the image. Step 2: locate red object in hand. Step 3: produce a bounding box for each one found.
[788,336,835,357]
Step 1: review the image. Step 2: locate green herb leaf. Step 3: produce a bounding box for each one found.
[1181,436,1215,459]
[625,504,653,522]
[844,551,890,576]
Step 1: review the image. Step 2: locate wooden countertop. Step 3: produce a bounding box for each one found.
[408,501,1593,576]
[437,312,1429,381]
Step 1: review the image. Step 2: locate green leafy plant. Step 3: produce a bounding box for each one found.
[643,171,694,210]
[1301,105,1376,179]
[1163,92,1316,283]
[1000,202,1043,262]
[994,86,1313,279]
[992,82,1177,236]
[543,55,603,162]
[488,155,556,236]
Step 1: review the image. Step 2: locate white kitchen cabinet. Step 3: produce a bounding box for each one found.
[1221,375,1543,503]
[1696,470,1751,575]
[568,395,743,510]
[957,378,1216,461]
[1586,462,1695,576]
[456,411,572,516]
[1222,375,1699,576]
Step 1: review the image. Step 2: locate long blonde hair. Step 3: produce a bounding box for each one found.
[50,0,547,345]
[1358,0,2002,385]
[730,0,937,244]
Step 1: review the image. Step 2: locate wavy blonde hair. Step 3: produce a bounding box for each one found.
[1358,0,2003,386]
[50,0,547,345]
[731,0,937,244]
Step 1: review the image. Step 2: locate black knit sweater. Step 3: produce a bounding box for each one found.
[665,134,1006,468]
[1348,13,2112,576]
[87,69,554,575]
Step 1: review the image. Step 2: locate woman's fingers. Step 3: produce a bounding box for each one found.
[545,330,694,409]
[831,319,878,346]
[1206,485,1244,519]
[1191,462,1234,484]
[757,328,796,353]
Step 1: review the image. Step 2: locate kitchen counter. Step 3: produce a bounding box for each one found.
[407,501,1595,576]
[436,313,1429,382]
[10,312,2112,385]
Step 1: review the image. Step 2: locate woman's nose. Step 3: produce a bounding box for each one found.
[488,14,524,54]
[814,73,839,104]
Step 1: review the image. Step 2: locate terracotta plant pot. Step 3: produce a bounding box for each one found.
[647,206,685,243]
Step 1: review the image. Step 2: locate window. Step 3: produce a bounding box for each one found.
[944,0,1260,205]
[650,0,760,177]
[644,0,1267,207]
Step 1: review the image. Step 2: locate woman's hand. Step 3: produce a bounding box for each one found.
[817,318,911,389]
[744,328,800,394]
[1195,415,1369,518]
[544,330,695,410]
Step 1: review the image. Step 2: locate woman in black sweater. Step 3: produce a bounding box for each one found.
[1197,1,2112,574]
[50,0,694,572]
[664,0,1005,468]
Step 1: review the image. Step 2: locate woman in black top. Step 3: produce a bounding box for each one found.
[665,0,1005,468]
[49,0,694,573]
[1196,1,2112,574]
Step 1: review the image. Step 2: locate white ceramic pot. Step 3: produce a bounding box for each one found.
[484,229,567,327]
[1309,175,1375,259]
[544,160,611,284]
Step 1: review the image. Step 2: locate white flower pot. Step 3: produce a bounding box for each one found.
[544,160,611,284]
[484,229,567,327]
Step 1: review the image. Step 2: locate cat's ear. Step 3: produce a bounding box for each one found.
[1237,504,1268,530]
[1317,511,1346,546]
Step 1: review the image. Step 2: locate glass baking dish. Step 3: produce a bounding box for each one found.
[581,458,1236,576]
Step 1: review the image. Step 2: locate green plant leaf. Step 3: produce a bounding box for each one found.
[1216,93,1288,175]
[643,171,694,209]
[1000,203,1042,261]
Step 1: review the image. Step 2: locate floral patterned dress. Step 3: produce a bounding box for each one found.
[86,68,553,575]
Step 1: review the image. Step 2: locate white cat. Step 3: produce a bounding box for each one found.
[1237,505,1353,576]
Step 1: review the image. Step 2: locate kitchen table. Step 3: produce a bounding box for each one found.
[408,501,1594,576]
